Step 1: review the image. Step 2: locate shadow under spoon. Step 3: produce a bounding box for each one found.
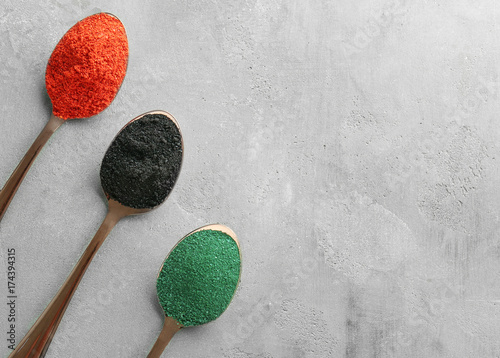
[147,224,242,357]
[9,110,183,358]
[0,13,128,222]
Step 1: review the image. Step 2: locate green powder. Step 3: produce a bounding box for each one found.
[156,230,241,327]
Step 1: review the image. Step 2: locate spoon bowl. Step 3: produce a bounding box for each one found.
[147,224,241,357]
[9,110,183,358]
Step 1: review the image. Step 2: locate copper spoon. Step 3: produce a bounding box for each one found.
[0,13,128,222]
[9,110,183,358]
[147,224,241,357]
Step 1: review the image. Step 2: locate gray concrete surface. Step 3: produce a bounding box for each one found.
[1,0,500,357]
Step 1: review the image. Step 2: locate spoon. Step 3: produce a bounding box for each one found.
[147,224,242,357]
[9,110,183,358]
[0,13,128,222]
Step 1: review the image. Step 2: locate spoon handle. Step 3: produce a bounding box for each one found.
[0,113,64,222]
[8,202,125,358]
[147,316,183,358]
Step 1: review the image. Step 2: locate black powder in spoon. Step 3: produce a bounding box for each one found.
[100,113,183,209]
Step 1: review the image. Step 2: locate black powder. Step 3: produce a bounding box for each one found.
[100,113,183,209]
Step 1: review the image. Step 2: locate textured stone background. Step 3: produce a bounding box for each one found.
[1,0,500,357]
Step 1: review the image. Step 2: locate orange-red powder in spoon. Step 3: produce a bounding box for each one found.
[45,13,128,119]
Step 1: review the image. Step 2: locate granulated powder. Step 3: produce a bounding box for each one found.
[156,229,241,327]
[100,113,183,209]
[45,13,128,119]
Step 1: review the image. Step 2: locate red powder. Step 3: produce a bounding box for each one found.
[45,13,128,120]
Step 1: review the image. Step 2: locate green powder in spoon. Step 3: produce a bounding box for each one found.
[156,229,241,326]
